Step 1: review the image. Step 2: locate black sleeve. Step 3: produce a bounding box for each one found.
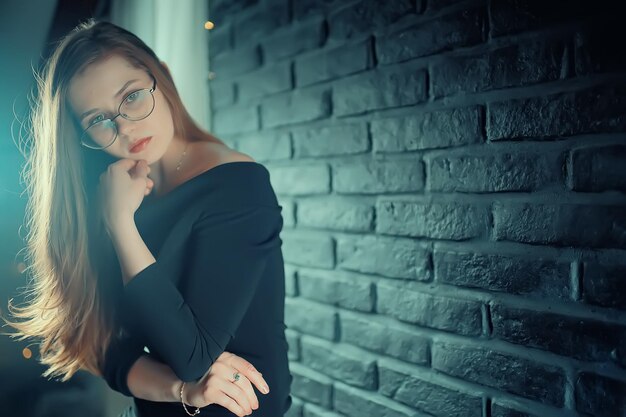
[119,204,282,382]
[102,329,147,397]
[96,232,147,398]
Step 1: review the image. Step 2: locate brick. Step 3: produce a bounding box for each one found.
[570,145,626,192]
[232,1,289,46]
[208,24,231,59]
[285,328,300,360]
[300,336,377,389]
[434,250,571,300]
[281,230,335,268]
[428,151,560,192]
[328,0,414,40]
[583,261,626,310]
[431,37,568,97]
[213,105,258,135]
[340,311,430,364]
[212,45,261,78]
[209,80,234,108]
[285,297,337,341]
[284,264,297,296]
[267,164,330,196]
[489,0,587,37]
[379,359,482,417]
[575,372,626,416]
[432,341,565,406]
[333,160,424,194]
[295,40,372,86]
[426,0,463,12]
[487,84,626,140]
[297,197,374,232]
[371,106,483,152]
[211,0,259,23]
[285,396,304,417]
[237,62,292,102]
[336,235,430,280]
[293,0,342,20]
[262,86,331,128]
[491,303,626,363]
[333,66,427,116]
[378,282,482,336]
[262,18,326,61]
[278,198,296,228]
[377,7,485,64]
[235,130,292,161]
[333,382,421,417]
[290,363,333,408]
[575,16,626,75]
[292,123,369,157]
[298,270,375,312]
[493,203,626,249]
[377,198,489,240]
[491,402,540,417]
[302,403,343,417]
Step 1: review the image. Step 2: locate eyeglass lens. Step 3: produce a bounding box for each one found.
[81,88,155,149]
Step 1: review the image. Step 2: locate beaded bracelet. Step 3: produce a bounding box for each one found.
[179,381,201,416]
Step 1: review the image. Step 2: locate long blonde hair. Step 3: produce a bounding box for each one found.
[1,18,223,381]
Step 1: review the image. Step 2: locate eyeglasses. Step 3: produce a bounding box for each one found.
[79,74,157,150]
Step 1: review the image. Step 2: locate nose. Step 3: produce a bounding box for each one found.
[115,115,137,141]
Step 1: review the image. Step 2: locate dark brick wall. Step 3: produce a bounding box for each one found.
[207,1,626,416]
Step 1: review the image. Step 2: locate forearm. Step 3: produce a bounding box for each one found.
[126,354,182,402]
[108,216,156,286]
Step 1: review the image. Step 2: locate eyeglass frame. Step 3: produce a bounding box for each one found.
[79,73,158,150]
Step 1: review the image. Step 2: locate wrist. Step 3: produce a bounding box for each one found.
[106,214,135,237]
[174,379,184,403]
[169,379,183,402]
[179,380,201,416]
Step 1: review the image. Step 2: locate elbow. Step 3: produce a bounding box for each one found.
[172,355,216,383]
[171,324,231,382]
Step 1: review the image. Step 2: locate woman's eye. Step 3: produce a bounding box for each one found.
[89,114,104,126]
[126,91,139,102]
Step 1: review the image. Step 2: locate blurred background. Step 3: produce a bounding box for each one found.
[1,1,626,417]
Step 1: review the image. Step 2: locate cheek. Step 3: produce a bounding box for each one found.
[153,95,174,130]
[151,99,175,134]
[109,142,129,158]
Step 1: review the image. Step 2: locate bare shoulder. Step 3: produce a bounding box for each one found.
[221,150,256,164]
[210,142,256,164]
[188,142,255,174]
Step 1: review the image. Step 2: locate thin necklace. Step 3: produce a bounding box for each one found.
[176,142,189,172]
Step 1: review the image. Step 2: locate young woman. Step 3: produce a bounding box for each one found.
[2,19,292,417]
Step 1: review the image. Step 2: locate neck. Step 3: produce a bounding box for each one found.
[149,137,189,196]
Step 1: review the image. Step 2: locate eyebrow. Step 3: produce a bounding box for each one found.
[79,79,140,122]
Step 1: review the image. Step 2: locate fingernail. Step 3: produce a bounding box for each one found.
[263,385,270,394]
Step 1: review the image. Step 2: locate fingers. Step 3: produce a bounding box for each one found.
[237,375,259,411]
[110,158,137,171]
[144,177,154,195]
[229,355,270,395]
[210,391,247,417]
[139,159,150,175]
[113,159,150,176]
[214,377,253,416]
[133,160,149,177]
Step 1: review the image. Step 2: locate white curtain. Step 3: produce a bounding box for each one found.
[110,0,210,130]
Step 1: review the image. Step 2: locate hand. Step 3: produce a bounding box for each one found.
[98,159,154,230]
[183,351,270,417]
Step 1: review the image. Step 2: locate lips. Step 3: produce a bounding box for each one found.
[129,136,152,153]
